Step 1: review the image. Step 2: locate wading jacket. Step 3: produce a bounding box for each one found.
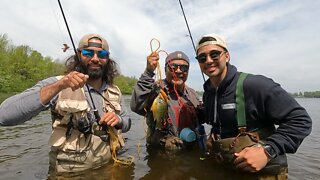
[0,76,132,172]
[203,63,312,169]
[130,70,200,146]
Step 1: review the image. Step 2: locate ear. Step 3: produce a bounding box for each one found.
[225,52,230,62]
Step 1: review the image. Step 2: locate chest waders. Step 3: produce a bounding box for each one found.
[49,84,125,173]
[212,73,266,163]
[211,73,288,177]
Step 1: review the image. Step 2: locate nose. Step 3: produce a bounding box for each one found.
[205,54,216,63]
[175,66,183,72]
[90,52,99,62]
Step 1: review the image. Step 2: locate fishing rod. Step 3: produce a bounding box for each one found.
[57,0,100,121]
[178,0,208,159]
[178,0,205,82]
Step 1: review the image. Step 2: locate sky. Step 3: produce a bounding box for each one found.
[1,0,319,93]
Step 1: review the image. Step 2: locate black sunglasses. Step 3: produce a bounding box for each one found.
[196,50,225,63]
[168,63,189,73]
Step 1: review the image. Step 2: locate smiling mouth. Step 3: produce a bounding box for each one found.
[88,65,101,69]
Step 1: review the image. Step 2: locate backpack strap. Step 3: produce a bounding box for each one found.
[236,72,248,132]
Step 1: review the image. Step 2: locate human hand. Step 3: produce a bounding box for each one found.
[164,135,184,151]
[99,112,120,127]
[59,71,89,91]
[233,146,269,172]
[146,52,159,73]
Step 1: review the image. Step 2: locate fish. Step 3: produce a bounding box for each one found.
[150,89,168,129]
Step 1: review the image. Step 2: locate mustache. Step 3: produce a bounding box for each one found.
[88,61,102,66]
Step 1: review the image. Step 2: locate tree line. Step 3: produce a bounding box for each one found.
[0,34,65,93]
[1,34,318,99]
[0,34,137,97]
[290,91,320,98]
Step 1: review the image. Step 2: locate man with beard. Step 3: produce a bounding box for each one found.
[0,33,132,173]
[131,51,203,151]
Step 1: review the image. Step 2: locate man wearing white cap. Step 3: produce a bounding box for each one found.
[195,33,311,179]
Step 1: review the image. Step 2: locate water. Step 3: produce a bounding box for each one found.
[0,97,319,180]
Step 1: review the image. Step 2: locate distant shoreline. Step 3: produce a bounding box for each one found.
[1,92,318,104]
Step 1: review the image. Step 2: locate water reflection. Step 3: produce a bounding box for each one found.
[0,98,319,179]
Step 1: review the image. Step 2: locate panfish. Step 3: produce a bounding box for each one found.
[150,89,168,129]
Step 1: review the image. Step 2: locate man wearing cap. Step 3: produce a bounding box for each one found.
[0,33,131,173]
[195,33,311,179]
[131,51,203,151]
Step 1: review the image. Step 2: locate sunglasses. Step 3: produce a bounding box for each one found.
[196,50,225,63]
[81,49,109,59]
[168,63,189,73]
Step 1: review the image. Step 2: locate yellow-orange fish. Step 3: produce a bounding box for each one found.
[150,89,168,129]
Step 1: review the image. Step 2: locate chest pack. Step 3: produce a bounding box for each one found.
[211,72,270,162]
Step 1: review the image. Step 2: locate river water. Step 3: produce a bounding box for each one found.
[0,97,319,180]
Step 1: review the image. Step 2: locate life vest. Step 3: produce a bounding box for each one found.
[48,76,124,173]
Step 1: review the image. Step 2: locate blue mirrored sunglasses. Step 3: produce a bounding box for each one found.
[81,49,109,59]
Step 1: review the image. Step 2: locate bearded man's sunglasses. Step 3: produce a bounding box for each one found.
[81,49,109,59]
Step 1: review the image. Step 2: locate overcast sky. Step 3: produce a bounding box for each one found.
[1,0,319,93]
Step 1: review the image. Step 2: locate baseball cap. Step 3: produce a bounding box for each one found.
[165,51,190,64]
[196,33,227,52]
[78,33,109,51]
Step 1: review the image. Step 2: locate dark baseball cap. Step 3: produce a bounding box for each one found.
[165,51,189,64]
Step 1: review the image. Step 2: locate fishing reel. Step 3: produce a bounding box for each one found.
[196,103,206,124]
[77,113,94,135]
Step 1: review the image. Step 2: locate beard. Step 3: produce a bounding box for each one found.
[78,61,107,80]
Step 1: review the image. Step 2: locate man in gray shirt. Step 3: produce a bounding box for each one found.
[131,50,203,151]
[0,33,131,173]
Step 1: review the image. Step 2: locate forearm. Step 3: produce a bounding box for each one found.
[130,70,156,115]
[116,98,132,133]
[0,77,59,126]
[264,87,312,155]
[40,78,64,105]
[266,106,312,155]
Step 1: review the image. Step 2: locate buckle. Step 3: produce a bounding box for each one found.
[238,126,246,133]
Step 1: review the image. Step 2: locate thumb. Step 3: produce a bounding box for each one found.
[234,148,246,157]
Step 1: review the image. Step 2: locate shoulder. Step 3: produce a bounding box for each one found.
[243,73,286,97]
[244,73,278,90]
[185,85,198,96]
[106,84,122,95]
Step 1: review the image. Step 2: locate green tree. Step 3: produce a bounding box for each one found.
[0,34,64,93]
[114,75,137,95]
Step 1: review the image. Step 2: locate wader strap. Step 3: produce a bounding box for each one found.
[236,72,248,131]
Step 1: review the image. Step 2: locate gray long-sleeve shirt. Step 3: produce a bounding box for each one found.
[0,76,131,133]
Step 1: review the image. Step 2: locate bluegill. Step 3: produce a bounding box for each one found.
[150,89,168,129]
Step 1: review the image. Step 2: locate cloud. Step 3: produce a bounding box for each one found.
[1,0,319,93]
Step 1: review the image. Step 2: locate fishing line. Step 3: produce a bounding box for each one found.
[177,0,205,82]
[48,0,67,47]
[56,0,100,121]
[57,0,78,57]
